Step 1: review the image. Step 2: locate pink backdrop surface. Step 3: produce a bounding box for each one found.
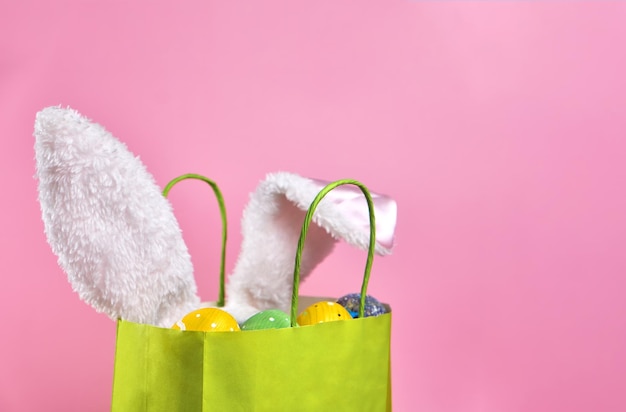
[2,1,626,411]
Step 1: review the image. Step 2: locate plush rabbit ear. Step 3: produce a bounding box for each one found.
[34,106,200,327]
[223,172,397,322]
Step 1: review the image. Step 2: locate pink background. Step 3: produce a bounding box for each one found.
[2,1,626,411]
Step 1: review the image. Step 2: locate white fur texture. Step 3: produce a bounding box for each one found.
[34,107,397,327]
[224,172,396,322]
[34,106,200,327]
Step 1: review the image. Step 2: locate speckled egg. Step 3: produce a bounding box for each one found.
[297,301,352,326]
[241,309,292,331]
[172,308,240,332]
[336,293,387,318]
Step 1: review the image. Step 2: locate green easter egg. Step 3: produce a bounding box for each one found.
[241,309,292,331]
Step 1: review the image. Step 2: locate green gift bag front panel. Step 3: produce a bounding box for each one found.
[204,313,391,411]
[112,312,391,412]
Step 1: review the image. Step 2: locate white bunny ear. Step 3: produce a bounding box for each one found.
[34,106,200,327]
[223,172,397,322]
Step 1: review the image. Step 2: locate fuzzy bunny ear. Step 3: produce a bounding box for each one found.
[223,172,397,322]
[34,107,200,327]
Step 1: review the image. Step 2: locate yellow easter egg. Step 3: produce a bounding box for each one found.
[172,308,240,332]
[297,301,352,326]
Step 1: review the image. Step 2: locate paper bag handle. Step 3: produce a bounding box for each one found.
[162,174,228,307]
[290,179,376,326]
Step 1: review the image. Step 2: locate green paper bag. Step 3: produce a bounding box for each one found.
[111,178,393,411]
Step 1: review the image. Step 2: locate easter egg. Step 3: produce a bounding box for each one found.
[172,308,240,332]
[297,301,351,326]
[241,309,292,331]
[336,293,387,318]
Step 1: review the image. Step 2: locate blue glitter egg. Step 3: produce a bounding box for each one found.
[336,293,387,318]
